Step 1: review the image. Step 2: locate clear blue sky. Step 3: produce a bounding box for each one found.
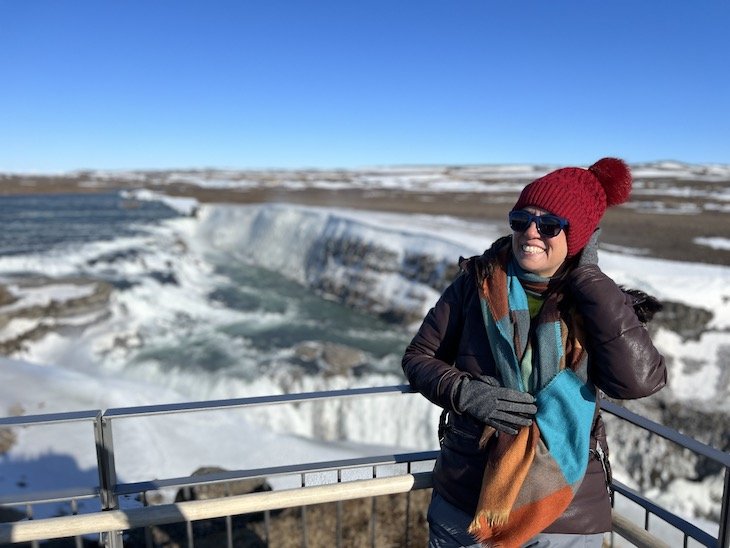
[1,1,728,171]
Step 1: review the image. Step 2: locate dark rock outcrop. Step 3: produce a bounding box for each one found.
[0,278,112,354]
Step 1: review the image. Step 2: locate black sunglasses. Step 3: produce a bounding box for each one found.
[508,210,569,238]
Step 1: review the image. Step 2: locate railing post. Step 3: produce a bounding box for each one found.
[94,414,123,548]
[719,467,730,548]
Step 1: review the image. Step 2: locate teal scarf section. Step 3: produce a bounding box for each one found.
[479,253,596,486]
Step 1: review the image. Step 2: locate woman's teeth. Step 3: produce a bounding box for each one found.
[522,245,544,254]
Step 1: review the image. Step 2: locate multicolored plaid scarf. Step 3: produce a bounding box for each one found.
[468,247,597,548]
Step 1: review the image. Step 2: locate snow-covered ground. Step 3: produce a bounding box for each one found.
[1,165,728,544]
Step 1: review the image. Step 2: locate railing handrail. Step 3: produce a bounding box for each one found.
[103,384,415,419]
[612,480,718,547]
[600,399,730,466]
[114,449,440,496]
[0,472,434,545]
[3,386,726,469]
[0,409,100,427]
[0,487,99,507]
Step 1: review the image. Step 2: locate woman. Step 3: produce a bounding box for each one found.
[402,158,667,548]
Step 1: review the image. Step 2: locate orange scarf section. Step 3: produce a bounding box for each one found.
[468,423,537,535]
[468,422,575,547]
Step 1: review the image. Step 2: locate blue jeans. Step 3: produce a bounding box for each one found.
[427,492,605,548]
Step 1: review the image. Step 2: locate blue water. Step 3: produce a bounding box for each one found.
[0,192,410,382]
[0,192,180,256]
[129,259,410,379]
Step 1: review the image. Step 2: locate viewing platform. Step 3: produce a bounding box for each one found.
[1,385,728,547]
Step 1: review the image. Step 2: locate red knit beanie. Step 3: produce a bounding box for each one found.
[511,157,632,257]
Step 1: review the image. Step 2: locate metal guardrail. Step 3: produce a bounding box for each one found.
[600,399,730,548]
[0,385,728,547]
[2,468,436,546]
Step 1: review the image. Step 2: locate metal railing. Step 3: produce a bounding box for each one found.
[0,385,728,547]
[601,399,730,548]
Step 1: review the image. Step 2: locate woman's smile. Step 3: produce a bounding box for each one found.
[511,206,568,277]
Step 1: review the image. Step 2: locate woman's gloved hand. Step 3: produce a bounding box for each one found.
[455,375,537,435]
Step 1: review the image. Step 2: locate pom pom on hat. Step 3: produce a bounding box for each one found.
[512,157,632,257]
[588,157,632,207]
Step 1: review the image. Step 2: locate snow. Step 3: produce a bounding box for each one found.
[46,160,730,194]
[0,282,97,313]
[120,188,199,215]
[695,237,730,251]
[0,170,727,541]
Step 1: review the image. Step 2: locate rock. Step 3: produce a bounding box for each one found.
[652,300,713,341]
[293,342,320,362]
[174,466,271,502]
[0,278,113,355]
[292,342,366,376]
[0,284,17,307]
[0,427,16,455]
[0,404,24,455]
[321,342,365,375]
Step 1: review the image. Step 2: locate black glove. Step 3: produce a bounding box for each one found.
[578,227,601,267]
[455,375,537,435]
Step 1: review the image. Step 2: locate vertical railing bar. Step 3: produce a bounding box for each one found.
[719,466,730,548]
[608,488,615,548]
[225,514,233,548]
[370,464,376,548]
[264,509,271,545]
[224,483,233,548]
[336,468,343,548]
[683,532,689,548]
[405,460,412,548]
[186,520,194,548]
[405,489,412,548]
[70,499,83,548]
[25,504,39,548]
[301,504,308,547]
[336,500,343,548]
[95,413,123,548]
[142,491,153,548]
[301,473,308,548]
[643,433,652,537]
[370,496,377,548]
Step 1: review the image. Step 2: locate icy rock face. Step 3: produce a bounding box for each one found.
[659,401,729,479]
[652,300,714,341]
[0,278,113,355]
[605,396,729,521]
[197,204,466,325]
[305,236,460,324]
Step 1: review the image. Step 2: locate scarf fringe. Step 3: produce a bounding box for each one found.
[468,511,516,548]
[468,509,509,534]
[467,511,504,545]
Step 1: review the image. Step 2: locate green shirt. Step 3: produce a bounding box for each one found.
[526,291,545,319]
[521,291,545,391]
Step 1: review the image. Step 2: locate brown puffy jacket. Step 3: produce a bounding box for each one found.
[402,255,667,534]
